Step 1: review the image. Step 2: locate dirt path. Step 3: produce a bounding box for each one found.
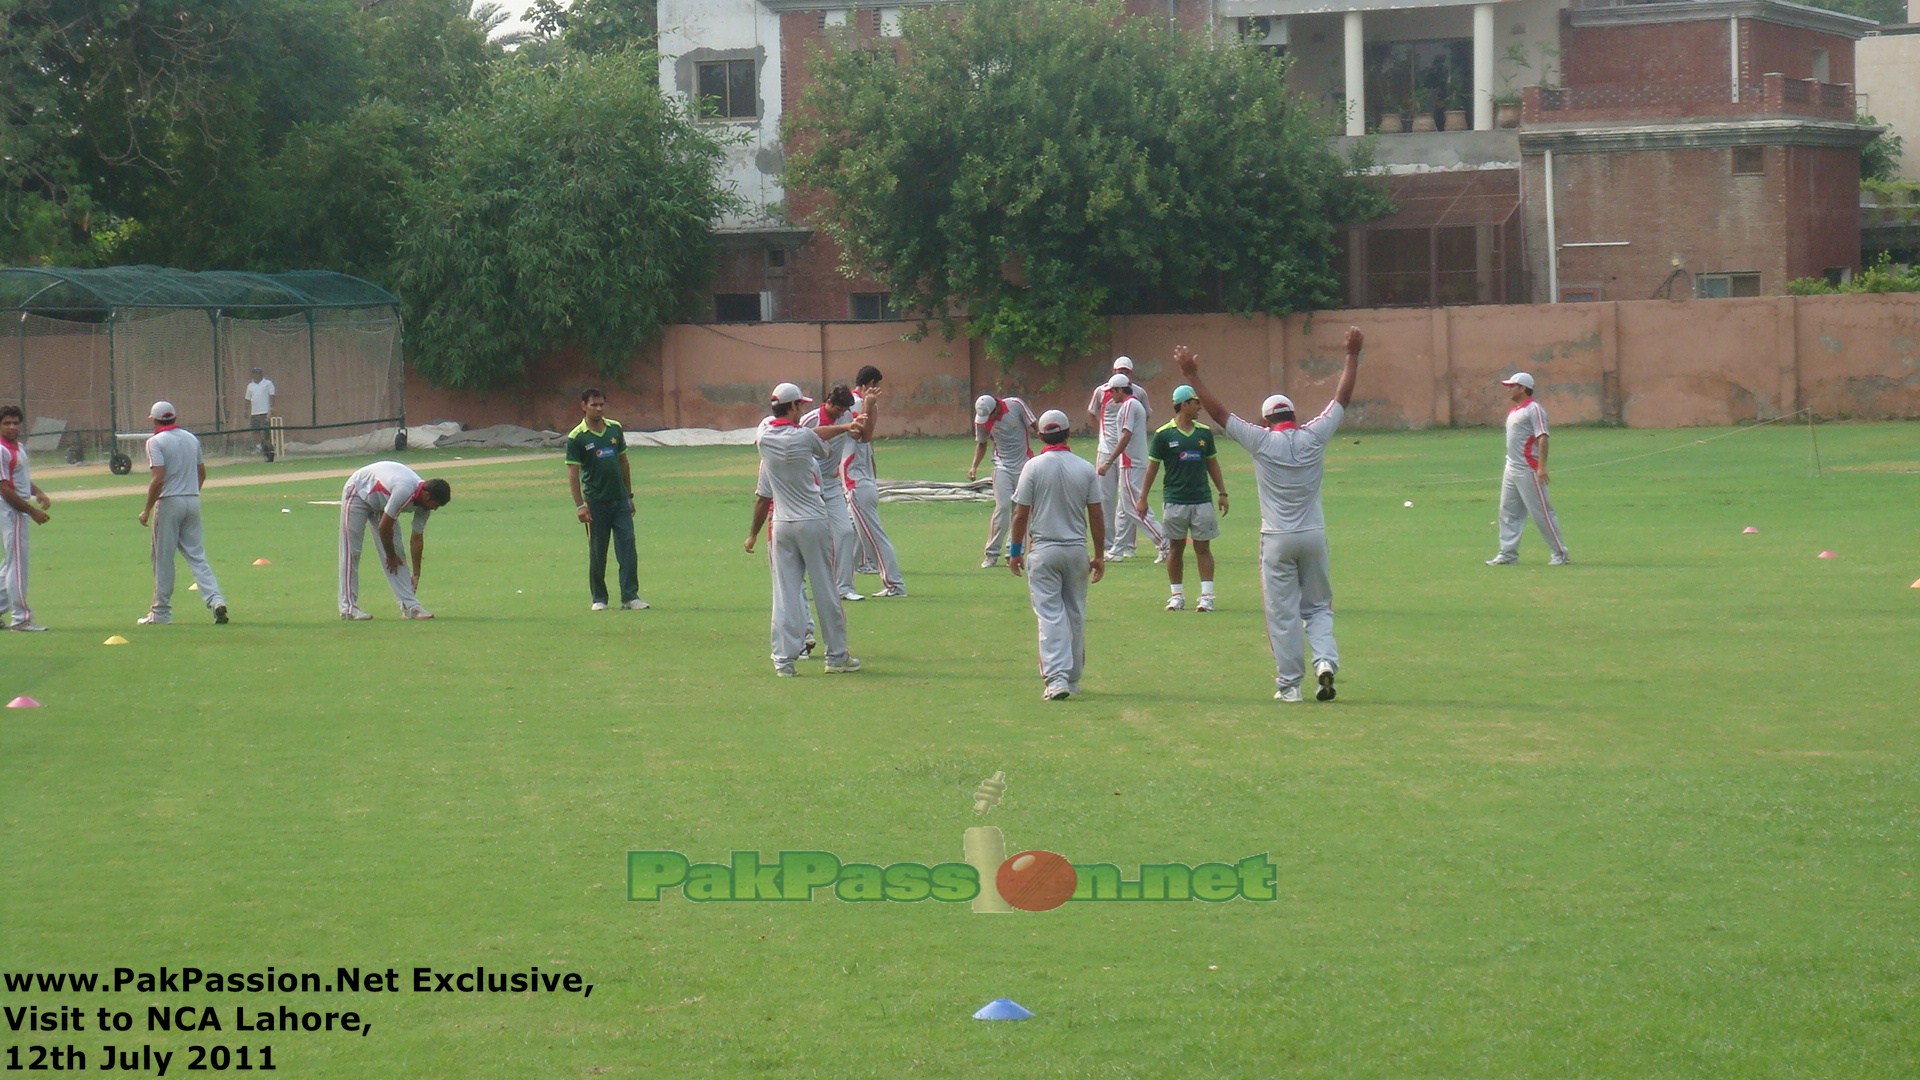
[45,454,548,502]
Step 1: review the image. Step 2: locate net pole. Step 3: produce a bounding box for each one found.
[106,310,119,459]
[1806,406,1822,479]
[307,309,319,428]
[208,307,222,436]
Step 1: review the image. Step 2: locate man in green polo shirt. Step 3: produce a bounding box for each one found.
[1134,384,1228,612]
[566,388,647,611]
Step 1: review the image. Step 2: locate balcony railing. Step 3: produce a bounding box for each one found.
[1525,73,1855,125]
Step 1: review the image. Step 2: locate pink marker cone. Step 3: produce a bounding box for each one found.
[1911,578,1920,589]
[1742,526,1759,534]
[7,696,41,708]
[1817,551,1837,559]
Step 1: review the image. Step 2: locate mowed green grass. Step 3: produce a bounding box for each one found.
[3,423,1917,1078]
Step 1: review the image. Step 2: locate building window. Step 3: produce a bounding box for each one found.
[1812,48,1830,83]
[824,8,849,28]
[696,59,756,120]
[766,248,787,277]
[850,293,895,320]
[1697,273,1761,299]
[1364,38,1473,127]
[1732,146,1764,176]
[1560,288,1602,303]
[1821,266,1851,287]
[715,293,764,322]
[879,7,903,36]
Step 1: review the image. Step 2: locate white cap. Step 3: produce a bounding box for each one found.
[1106,373,1131,391]
[973,394,998,423]
[1037,410,1071,435]
[1501,372,1536,390]
[770,382,813,405]
[1111,356,1134,371]
[149,400,177,421]
[1261,394,1295,417]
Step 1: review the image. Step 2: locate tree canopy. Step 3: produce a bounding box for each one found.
[784,0,1388,367]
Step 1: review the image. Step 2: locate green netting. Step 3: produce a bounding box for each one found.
[2,266,404,466]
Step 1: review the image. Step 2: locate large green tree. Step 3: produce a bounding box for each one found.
[392,53,737,389]
[785,0,1387,367]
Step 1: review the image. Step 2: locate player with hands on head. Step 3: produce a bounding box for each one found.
[1174,326,1362,703]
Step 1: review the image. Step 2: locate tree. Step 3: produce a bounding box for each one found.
[525,0,654,55]
[784,0,1387,367]
[392,53,738,389]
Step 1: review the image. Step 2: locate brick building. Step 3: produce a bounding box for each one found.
[657,0,1879,320]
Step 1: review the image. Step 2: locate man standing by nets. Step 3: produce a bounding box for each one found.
[244,367,276,460]
[567,388,647,612]
[136,401,228,626]
[0,404,51,631]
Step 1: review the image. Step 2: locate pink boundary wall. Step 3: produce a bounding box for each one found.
[402,295,1920,436]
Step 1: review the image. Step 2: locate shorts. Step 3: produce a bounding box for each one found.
[1161,501,1218,542]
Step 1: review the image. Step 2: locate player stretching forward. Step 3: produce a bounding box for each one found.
[1134,384,1228,612]
[1486,372,1570,566]
[845,366,906,597]
[967,392,1038,568]
[1009,410,1105,701]
[339,461,451,620]
[1176,327,1361,703]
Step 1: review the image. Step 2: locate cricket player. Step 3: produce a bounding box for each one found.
[844,366,905,596]
[1134,385,1228,612]
[800,386,865,602]
[1176,327,1362,703]
[243,367,276,459]
[1487,372,1570,566]
[1095,373,1167,563]
[1009,409,1106,701]
[339,460,451,620]
[746,382,868,677]
[567,388,647,611]
[0,404,51,631]
[967,392,1038,568]
[1085,356,1152,557]
[136,401,228,626]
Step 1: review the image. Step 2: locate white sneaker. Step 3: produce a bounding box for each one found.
[1314,662,1337,702]
[403,607,435,620]
[1549,553,1571,566]
[591,601,608,611]
[1153,548,1169,565]
[624,599,650,610]
[1165,595,1185,612]
[775,663,797,678]
[9,621,47,632]
[1274,686,1303,703]
[841,591,865,602]
[1196,594,1214,613]
[136,613,170,625]
[341,609,373,621]
[1043,684,1071,701]
[1485,555,1517,566]
[980,555,1000,569]
[1104,550,1127,563]
[825,657,863,674]
[871,586,908,598]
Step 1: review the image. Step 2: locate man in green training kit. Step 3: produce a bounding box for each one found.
[1134,385,1228,612]
[566,388,647,611]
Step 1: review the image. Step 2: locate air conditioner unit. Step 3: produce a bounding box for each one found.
[1237,16,1288,48]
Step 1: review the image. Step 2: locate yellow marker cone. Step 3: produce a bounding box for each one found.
[103,635,129,646]
[188,583,199,591]
[1911,579,1920,589]
[253,558,271,566]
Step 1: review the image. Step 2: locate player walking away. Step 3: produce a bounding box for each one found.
[746,382,869,677]
[243,368,276,460]
[1487,372,1570,567]
[1135,385,1228,612]
[1010,410,1106,701]
[136,401,228,626]
[801,386,865,603]
[968,392,1038,568]
[0,404,52,631]
[1086,356,1151,559]
[339,461,451,620]
[1176,327,1362,703]
[845,366,906,597]
[1095,374,1168,563]
[567,389,647,612]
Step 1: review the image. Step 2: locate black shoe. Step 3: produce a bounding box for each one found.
[1315,667,1336,702]
[214,604,229,625]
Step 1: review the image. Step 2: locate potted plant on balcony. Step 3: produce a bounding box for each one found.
[1410,85,1438,132]
[1376,105,1405,134]
[1444,73,1470,131]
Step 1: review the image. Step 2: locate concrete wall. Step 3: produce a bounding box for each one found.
[396,294,1919,436]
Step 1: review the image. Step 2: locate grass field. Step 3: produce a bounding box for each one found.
[3,422,1917,1078]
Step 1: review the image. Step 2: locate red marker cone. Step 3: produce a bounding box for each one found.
[253,558,271,566]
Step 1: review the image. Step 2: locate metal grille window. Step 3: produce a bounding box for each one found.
[1732,147,1764,175]
[849,293,895,320]
[696,60,757,119]
[1698,273,1761,298]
